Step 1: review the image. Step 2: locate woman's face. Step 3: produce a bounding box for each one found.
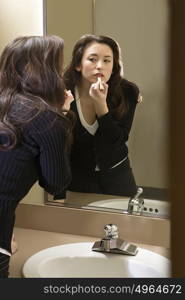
[76,42,113,85]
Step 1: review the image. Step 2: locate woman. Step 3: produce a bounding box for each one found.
[0,35,74,277]
[64,34,141,197]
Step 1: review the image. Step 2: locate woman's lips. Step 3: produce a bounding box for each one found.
[95,73,104,78]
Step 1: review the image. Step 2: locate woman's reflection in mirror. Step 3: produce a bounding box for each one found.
[0,35,74,277]
[62,34,142,198]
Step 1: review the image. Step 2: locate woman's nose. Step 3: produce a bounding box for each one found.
[96,60,103,69]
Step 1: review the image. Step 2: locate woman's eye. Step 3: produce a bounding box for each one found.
[104,59,111,63]
[89,57,96,62]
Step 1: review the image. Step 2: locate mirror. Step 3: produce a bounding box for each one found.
[44,0,170,218]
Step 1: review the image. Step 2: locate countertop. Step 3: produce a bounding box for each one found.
[9,227,170,278]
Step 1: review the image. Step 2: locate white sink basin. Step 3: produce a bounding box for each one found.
[22,242,171,278]
[84,198,170,217]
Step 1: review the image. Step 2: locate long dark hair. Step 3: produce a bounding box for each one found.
[64,34,139,120]
[0,35,74,150]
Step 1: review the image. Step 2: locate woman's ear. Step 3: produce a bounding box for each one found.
[75,65,81,72]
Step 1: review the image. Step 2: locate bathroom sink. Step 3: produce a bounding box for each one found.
[22,242,171,278]
[84,198,170,217]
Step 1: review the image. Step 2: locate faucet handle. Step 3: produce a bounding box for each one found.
[92,224,138,255]
[104,224,118,239]
[134,187,143,199]
[128,187,144,214]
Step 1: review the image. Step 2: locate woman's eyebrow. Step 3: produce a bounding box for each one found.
[88,53,98,56]
[88,53,112,58]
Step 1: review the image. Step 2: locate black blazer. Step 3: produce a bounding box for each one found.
[70,81,139,172]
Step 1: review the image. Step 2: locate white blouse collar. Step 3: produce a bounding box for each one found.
[75,87,99,135]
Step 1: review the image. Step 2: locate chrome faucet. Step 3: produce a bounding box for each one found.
[92,224,138,256]
[127,187,144,215]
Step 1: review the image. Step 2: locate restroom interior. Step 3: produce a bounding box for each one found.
[0,0,185,277]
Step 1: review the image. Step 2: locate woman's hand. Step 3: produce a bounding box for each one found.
[89,77,109,117]
[11,233,18,255]
[63,90,74,114]
[137,94,143,103]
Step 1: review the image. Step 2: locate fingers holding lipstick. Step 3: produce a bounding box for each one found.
[97,77,104,91]
[89,78,108,98]
[89,79,109,116]
[89,83,107,100]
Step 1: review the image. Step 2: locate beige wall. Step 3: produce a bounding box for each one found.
[0,0,44,204]
[0,0,44,53]
[94,0,169,188]
[46,0,93,66]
